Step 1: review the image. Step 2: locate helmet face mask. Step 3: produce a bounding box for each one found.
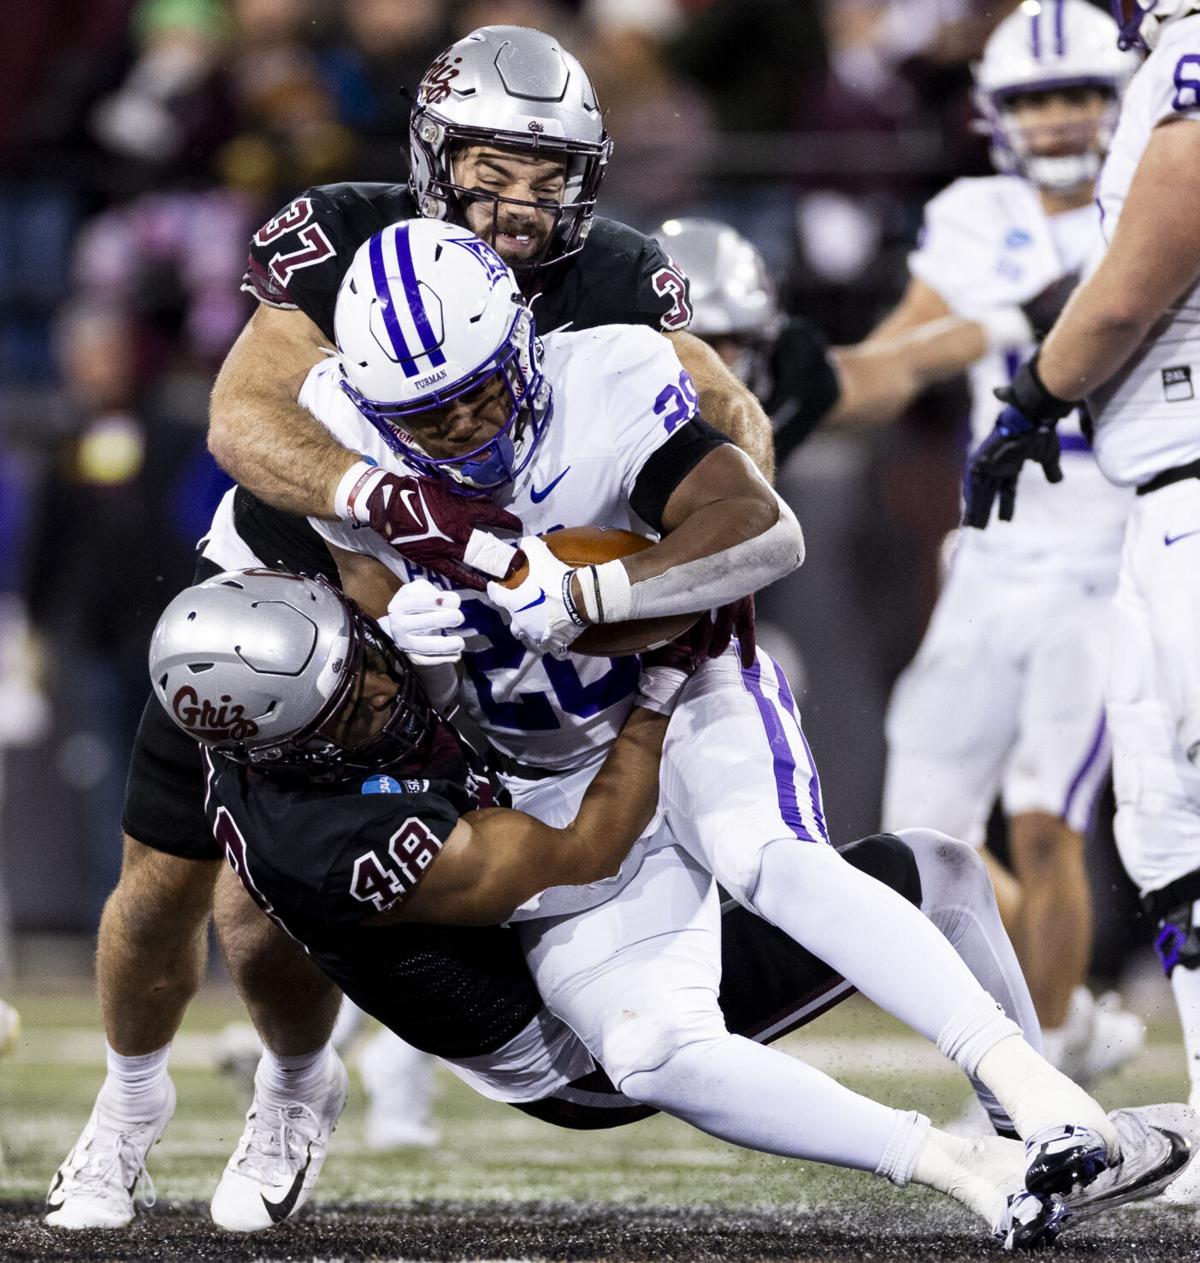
[409,26,611,271]
[1110,0,1196,50]
[150,571,435,783]
[973,0,1139,190]
[335,220,552,494]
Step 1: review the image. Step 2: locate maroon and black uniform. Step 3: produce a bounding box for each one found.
[123,182,692,860]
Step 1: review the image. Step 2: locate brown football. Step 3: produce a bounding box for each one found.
[501,526,700,656]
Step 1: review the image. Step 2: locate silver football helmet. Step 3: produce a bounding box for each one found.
[655,217,782,391]
[409,25,611,268]
[149,569,433,780]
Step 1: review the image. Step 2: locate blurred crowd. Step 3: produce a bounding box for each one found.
[0,0,1043,947]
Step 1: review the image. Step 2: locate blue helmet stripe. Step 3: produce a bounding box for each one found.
[395,223,447,370]
[1054,0,1066,55]
[369,232,419,378]
[1030,6,1042,58]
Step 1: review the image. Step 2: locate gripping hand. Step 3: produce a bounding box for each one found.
[486,537,586,659]
[336,461,521,590]
[385,579,466,666]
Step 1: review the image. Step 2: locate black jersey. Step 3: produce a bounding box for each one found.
[235,181,692,578]
[767,316,842,468]
[202,739,542,1060]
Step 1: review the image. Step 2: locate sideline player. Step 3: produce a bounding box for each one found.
[872,0,1142,1077]
[46,25,774,1231]
[964,0,1200,1125]
[288,217,1165,1241]
[151,569,1193,1246]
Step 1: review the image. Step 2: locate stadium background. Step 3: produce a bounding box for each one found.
[0,2,1190,1259]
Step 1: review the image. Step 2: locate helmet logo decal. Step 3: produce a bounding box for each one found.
[447,233,510,286]
[172,686,259,741]
[421,53,463,106]
[527,120,545,133]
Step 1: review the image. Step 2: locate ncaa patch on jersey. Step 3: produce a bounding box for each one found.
[361,775,404,795]
[1162,366,1194,403]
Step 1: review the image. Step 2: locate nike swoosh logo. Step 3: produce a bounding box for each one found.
[46,1171,64,1208]
[398,486,424,526]
[516,589,547,613]
[1164,528,1200,546]
[529,467,571,503]
[260,1143,312,1224]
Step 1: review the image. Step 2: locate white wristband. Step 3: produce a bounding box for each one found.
[635,666,689,716]
[333,459,381,524]
[976,307,1034,352]
[578,560,632,624]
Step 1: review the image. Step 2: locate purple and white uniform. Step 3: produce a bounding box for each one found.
[883,175,1128,845]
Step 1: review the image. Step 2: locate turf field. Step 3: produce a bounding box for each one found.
[3,979,1200,1262]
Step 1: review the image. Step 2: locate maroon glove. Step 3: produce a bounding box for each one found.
[708,595,756,669]
[640,612,715,676]
[337,464,521,590]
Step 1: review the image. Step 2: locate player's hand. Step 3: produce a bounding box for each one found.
[486,536,585,659]
[336,461,522,590]
[708,595,756,668]
[963,408,1062,528]
[636,618,714,714]
[385,579,466,666]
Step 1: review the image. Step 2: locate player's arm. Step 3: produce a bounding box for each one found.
[666,331,776,482]
[863,276,953,341]
[1034,119,1200,402]
[208,305,359,518]
[369,705,669,927]
[328,544,401,618]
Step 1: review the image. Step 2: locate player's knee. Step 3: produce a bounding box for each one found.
[1143,870,1200,978]
[597,997,727,1092]
[895,827,987,899]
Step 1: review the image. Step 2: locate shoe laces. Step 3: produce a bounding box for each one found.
[234,1100,322,1185]
[65,1124,158,1210]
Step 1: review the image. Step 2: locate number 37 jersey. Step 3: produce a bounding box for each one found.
[304,324,724,772]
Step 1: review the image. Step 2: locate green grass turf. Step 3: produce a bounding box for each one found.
[0,979,1189,1214]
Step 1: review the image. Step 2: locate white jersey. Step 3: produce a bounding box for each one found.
[304,324,691,773]
[1090,15,1200,485]
[910,174,1130,566]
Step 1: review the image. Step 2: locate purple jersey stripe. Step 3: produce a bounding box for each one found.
[369,232,419,379]
[739,657,818,843]
[772,659,830,841]
[1054,0,1066,56]
[1030,7,1042,59]
[395,223,447,369]
[1062,709,1108,823]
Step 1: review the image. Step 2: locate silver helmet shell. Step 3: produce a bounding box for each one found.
[409,25,611,268]
[973,0,1137,191]
[655,217,782,390]
[149,569,432,780]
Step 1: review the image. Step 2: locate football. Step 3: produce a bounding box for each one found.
[501,526,700,656]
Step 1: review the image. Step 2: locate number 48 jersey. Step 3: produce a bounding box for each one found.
[305,324,727,775]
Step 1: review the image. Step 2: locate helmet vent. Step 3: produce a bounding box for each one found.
[219,579,245,589]
[434,244,444,262]
[188,663,215,674]
[348,278,358,294]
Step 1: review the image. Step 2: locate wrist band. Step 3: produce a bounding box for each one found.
[334,459,380,523]
[578,560,633,625]
[1011,352,1075,422]
[635,666,688,716]
[561,571,588,629]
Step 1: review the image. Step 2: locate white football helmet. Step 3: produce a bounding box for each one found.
[655,217,781,391]
[334,218,551,491]
[974,0,1138,190]
[150,569,433,780]
[409,25,611,269]
[1111,0,1200,50]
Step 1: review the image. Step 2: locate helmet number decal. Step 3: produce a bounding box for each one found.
[350,816,445,912]
[651,264,693,331]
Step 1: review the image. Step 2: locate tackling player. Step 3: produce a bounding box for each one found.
[869,0,1142,1080]
[964,0,1200,1128]
[46,24,773,1231]
[147,568,1191,1247]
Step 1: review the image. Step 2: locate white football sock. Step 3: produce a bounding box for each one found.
[754,839,1012,1046]
[255,1043,332,1106]
[619,1033,917,1175]
[1170,965,1200,1100]
[101,1041,172,1121]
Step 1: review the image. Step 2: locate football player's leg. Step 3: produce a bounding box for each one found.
[881,571,1015,842]
[209,865,347,1232]
[663,652,1119,1173]
[1109,490,1200,1109]
[521,844,1046,1240]
[47,693,221,1229]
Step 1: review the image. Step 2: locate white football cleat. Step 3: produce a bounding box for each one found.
[357,1028,440,1151]
[0,998,20,1058]
[1023,1121,1114,1198]
[1071,1104,1198,1213]
[45,1078,176,1229]
[210,1050,348,1232]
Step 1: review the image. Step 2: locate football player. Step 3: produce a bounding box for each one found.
[654,216,1043,465]
[149,568,1193,1246]
[872,0,1143,1080]
[964,0,1200,1133]
[46,24,772,1231]
[280,216,1182,1245]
